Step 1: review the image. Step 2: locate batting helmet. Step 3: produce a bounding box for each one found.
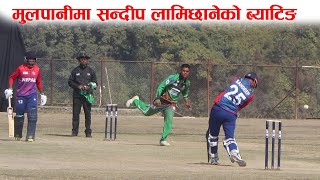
[25,51,37,60]
[244,72,258,88]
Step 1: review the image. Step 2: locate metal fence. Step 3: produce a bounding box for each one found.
[37,59,320,119]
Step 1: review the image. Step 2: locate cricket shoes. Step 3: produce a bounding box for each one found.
[27,136,34,142]
[210,156,220,165]
[160,140,170,146]
[125,95,139,107]
[230,150,247,167]
[71,131,78,136]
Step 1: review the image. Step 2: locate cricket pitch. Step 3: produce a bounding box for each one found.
[0,112,319,179]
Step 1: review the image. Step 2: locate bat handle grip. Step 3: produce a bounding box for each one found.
[8,96,12,107]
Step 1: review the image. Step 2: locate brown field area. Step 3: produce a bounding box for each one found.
[0,111,319,180]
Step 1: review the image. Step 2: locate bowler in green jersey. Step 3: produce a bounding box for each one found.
[126,64,192,146]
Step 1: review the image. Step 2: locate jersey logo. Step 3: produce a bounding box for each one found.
[76,73,80,76]
[23,72,28,74]
[87,73,91,76]
[169,87,180,96]
[32,71,36,75]
[21,78,36,82]
[173,80,179,86]
[166,77,175,85]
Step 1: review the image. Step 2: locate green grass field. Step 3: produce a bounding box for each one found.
[0,112,319,179]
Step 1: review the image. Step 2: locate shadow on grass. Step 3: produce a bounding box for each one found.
[0,139,16,141]
[45,133,73,137]
[134,143,160,147]
[189,162,232,167]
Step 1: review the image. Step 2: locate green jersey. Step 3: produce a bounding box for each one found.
[155,73,190,103]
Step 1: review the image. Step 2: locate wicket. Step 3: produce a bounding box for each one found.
[105,104,118,141]
[265,120,282,170]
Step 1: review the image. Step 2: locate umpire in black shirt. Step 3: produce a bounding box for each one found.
[68,53,97,137]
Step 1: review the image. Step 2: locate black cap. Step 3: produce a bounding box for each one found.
[244,72,258,80]
[76,53,90,60]
[181,64,191,69]
[25,51,37,60]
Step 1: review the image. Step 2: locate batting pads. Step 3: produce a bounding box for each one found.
[223,138,240,162]
[14,115,24,138]
[26,108,37,140]
[207,133,219,162]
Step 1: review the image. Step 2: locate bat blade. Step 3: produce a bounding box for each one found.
[7,97,14,137]
[7,107,14,137]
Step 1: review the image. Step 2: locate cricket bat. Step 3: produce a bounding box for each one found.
[7,96,14,137]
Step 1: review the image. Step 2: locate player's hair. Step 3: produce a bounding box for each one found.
[181,64,191,69]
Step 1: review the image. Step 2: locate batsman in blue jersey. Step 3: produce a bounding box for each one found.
[206,72,258,167]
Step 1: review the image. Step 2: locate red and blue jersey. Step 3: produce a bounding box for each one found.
[8,64,43,97]
[214,77,254,115]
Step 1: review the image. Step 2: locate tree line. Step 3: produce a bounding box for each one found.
[19,23,320,118]
[20,23,320,65]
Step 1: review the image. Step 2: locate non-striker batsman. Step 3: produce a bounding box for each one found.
[4,52,47,142]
